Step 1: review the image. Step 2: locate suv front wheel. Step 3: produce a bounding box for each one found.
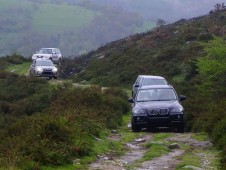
[178,123,184,133]
[131,117,140,132]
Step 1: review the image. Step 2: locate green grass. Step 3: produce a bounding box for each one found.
[120,114,141,142]
[5,62,31,75]
[140,133,173,162]
[202,149,220,168]
[142,143,170,161]
[176,133,220,170]
[152,133,173,142]
[176,151,202,170]
[0,0,31,10]
[191,133,209,142]
[0,0,99,34]
[126,132,173,170]
[42,165,78,170]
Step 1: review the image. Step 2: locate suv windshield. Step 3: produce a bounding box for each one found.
[36,60,54,66]
[142,78,167,86]
[39,49,52,54]
[136,88,177,102]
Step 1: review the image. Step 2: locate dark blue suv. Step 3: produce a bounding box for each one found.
[129,85,186,132]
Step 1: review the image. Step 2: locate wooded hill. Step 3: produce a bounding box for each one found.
[61,8,226,168]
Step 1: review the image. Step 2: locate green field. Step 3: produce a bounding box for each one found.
[5,62,31,75]
[0,0,30,10]
[0,0,100,34]
[32,3,100,34]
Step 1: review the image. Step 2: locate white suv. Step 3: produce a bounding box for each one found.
[32,48,62,64]
[29,58,58,79]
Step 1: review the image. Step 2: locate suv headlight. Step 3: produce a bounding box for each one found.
[171,107,183,113]
[53,68,57,72]
[37,68,42,72]
[133,109,146,115]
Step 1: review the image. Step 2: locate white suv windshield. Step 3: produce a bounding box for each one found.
[137,88,177,102]
[39,49,53,54]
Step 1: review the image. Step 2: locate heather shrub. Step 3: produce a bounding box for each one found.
[48,87,130,129]
[0,72,130,169]
[0,114,98,169]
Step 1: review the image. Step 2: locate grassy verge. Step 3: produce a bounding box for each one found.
[4,62,31,75]
[176,133,220,170]
[176,150,201,169]
[191,132,209,141]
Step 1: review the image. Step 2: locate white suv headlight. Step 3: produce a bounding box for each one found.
[53,68,57,72]
[37,68,42,72]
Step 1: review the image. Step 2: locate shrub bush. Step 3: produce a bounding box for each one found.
[0,114,97,169]
[0,74,130,169]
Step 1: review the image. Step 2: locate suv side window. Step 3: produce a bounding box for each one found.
[139,77,145,86]
[52,49,57,54]
[32,60,36,66]
[135,76,141,85]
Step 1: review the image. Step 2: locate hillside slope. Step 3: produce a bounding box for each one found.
[61,9,226,168]
[64,9,226,88]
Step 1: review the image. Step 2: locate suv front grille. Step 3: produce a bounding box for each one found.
[148,108,169,116]
[148,109,159,115]
[159,109,169,115]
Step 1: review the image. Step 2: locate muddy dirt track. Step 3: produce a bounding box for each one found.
[89,128,217,170]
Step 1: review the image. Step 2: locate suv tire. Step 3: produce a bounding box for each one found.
[131,117,140,132]
[178,123,184,133]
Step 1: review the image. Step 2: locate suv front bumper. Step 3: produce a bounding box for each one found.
[132,114,183,128]
[36,71,57,78]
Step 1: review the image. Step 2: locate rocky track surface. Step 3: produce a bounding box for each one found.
[89,130,218,170]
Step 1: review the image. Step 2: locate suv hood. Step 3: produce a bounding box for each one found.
[32,54,52,60]
[134,100,181,110]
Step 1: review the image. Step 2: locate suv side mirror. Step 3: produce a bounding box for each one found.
[179,95,186,101]
[135,84,139,88]
[128,98,134,103]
